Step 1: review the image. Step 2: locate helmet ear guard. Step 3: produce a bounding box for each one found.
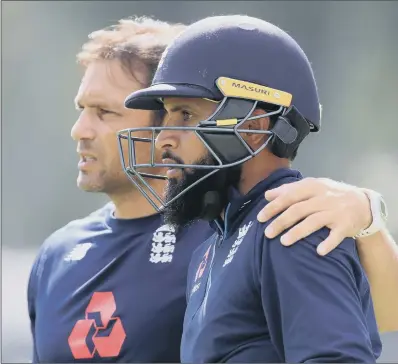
[269,105,311,159]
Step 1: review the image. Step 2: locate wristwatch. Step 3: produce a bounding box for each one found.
[354,189,388,238]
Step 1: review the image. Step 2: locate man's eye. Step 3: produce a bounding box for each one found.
[99,108,112,115]
[97,108,114,118]
[182,110,193,122]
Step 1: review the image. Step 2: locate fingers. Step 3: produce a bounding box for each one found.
[258,176,364,257]
[263,184,286,201]
[264,179,316,201]
[264,196,326,239]
[258,178,320,222]
[277,214,347,256]
[316,228,347,256]
[279,211,332,246]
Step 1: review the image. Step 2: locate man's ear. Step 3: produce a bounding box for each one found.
[240,108,270,148]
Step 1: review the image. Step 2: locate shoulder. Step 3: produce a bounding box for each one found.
[250,205,364,301]
[30,203,112,276]
[59,202,113,236]
[252,208,357,266]
[47,203,112,245]
[251,219,360,290]
[246,188,358,271]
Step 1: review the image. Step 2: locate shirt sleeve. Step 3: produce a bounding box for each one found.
[27,245,48,364]
[257,226,381,363]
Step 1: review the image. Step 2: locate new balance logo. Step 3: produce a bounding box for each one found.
[64,242,93,262]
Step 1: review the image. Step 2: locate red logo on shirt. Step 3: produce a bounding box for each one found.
[194,246,211,282]
[68,291,126,359]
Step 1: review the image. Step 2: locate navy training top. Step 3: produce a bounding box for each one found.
[181,168,381,363]
[28,203,213,362]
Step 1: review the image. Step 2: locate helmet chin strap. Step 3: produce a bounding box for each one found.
[200,190,223,221]
[199,167,238,221]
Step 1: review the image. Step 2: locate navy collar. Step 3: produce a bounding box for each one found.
[105,203,162,233]
[210,168,302,239]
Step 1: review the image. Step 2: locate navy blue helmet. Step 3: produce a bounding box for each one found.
[125,15,320,128]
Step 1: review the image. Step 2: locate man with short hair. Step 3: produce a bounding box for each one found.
[27,18,205,363]
[123,15,388,362]
[28,15,397,364]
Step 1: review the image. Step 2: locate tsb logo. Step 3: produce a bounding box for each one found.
[68,292,126,359]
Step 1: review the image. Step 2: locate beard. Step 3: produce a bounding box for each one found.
[162,151,242,229]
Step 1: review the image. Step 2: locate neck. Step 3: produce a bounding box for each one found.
[109,180,165,219]
[220,155,289,221]
[239,151,290,196]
